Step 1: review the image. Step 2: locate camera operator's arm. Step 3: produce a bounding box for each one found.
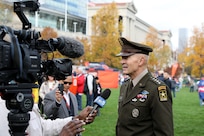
[27,104,78,136]
[27,105,96,136]
[43,89,62,119]
[43,106,96,136]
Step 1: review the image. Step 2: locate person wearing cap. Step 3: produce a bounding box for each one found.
[115,37,174,136]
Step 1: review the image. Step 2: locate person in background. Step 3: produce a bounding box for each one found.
[163,72,172,90]
[94,76,102,116]
[39,75,59,113]
[44,76,78,119]
[69,71,78,95]
[198,77,204,106]
[123,74,130,84]
[39,75,59,100]
[162,71,177,98]
[171,77,177,98]
[94,76,102,100]
[84,71,97,107]
[115,37,173,136]
[178,75,183,91]
[189,78,195,92]
[76,67,85,111]
[157,70,165,82]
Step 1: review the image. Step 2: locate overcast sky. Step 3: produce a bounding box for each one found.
[113,0,204,50]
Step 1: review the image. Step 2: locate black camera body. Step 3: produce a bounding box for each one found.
[0,1,73,136]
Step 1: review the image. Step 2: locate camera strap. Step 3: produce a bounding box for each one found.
[0,25,23,76]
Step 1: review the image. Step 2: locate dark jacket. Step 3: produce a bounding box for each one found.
[44,89,78,119]
[164,78,172,90]
[116,73,174,136]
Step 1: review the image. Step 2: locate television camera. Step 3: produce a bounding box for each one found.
[0,1,82,136]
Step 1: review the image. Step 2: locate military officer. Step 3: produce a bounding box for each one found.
[115,37,174,136]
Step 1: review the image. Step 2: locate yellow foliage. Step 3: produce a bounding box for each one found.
[178,24,204,77]
[41,27,58,40]
[88,2,122,69]
[144,27,172,71]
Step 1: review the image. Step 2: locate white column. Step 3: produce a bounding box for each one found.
[73,22,78,33]
[122,16,128,37]
[59,19,63,31]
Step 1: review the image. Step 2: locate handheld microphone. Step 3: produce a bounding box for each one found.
[49,36,84,58]
[89,89,111,115]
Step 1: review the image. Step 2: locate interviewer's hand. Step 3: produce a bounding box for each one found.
[74,106,97,124]
[85,110,97,124]
[59,119,85,136]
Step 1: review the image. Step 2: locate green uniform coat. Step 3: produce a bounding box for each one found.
[116,73,174,136]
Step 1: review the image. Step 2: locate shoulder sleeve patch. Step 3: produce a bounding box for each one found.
[158,86,168,101]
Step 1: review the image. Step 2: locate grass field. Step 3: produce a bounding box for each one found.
[81,87,204,136]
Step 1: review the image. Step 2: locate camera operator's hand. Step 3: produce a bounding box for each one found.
[59,119,85,136]
[55,90,63,103]
[74,106,97,124]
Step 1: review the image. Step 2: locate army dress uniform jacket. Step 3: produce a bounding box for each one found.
[116,73,174,136]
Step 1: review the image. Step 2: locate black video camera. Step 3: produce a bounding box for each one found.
[0,1,73,136]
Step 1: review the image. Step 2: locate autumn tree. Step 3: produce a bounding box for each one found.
[144,27,172,72]
[41,27,58,40]
[88,2,122,69]
[178,24,204,77]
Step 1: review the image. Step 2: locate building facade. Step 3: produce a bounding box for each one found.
[1,0,87,34]
[88,1,172,49]
[1,0,172,49]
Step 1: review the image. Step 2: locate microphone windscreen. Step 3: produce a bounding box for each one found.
[101,89,111,100]
[58,36,84,58]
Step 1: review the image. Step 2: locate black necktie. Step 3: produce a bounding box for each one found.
[126,81,133,98]
[130,81,133,90]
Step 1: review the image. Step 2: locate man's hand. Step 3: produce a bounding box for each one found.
[74,106,97,124]
[55,90,63,103]
[59,119,85,136]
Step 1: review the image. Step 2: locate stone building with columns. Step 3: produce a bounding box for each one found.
[87,1,173,49]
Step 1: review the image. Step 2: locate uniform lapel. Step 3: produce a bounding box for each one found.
[123,85,142,106]
[122,73,149,106]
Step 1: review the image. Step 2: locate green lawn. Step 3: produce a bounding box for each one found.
[81,87,204,136]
